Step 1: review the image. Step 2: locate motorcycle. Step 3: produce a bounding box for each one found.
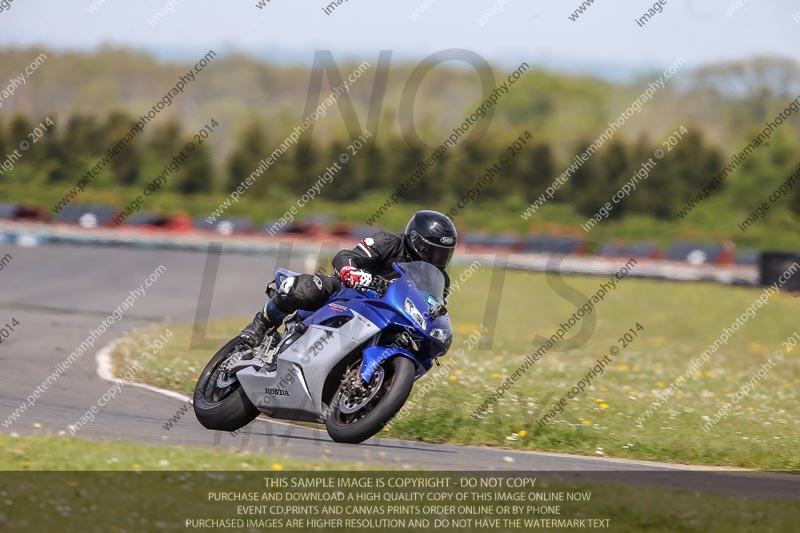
[193,261,452,443]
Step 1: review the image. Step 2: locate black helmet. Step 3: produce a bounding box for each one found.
[404,210,457,268]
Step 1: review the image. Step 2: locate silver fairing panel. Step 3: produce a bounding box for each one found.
[237,310,380,422]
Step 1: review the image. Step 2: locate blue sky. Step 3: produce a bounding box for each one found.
[1,0,798,75]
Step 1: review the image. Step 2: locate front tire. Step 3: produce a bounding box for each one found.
[325,356,415,444]
[193,337,259,432]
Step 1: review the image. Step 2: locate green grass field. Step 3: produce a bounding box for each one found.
[112,265,800,470]
[0,433,365,471]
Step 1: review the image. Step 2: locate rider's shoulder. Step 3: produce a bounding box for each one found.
[365,230,404,247]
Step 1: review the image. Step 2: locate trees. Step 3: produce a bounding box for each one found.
[0,106,798,235]
[666,129,724,217]
[441,141,491,203]
[625,135,657,215]
[0,117,7,162]
[64,114,101,158]
[227,120,268,193]
[566,140,605,217]
[391,140,426,202]
[361,141,385,191]
[292,140,320,195]
[105,111,142,186]
[523,141,554,201]
[325,139,364,201]
[147,119,184,164]
[9,115,37,161]
[176,141,214,194]
[41,116,69,184]
[600,141,631,219]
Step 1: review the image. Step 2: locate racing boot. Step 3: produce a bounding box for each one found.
[238,312,270,348]
[238,299,287,347]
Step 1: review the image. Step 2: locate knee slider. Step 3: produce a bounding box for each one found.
[265,280,278,298]
[278,276,296,295]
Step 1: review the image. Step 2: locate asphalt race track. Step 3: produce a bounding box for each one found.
[0,243,797,500]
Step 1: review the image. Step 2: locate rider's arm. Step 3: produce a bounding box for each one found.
[442,269,451,303]
[332,232,402,274]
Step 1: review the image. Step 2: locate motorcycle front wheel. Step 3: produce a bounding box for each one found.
[325,356,415,444]
[193,337,259,432]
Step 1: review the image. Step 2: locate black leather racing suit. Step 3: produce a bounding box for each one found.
[265,231,451,322]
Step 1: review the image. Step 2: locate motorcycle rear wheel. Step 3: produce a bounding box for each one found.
[193,337,259,432]
[325,356,415,444]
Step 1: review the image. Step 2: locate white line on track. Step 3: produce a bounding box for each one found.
[96,336,191,402]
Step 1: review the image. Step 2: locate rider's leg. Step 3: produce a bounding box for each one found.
[239,274,341,347]
[277,273,342,311]
[238,300,286,347]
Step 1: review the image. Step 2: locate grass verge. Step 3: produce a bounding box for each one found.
[0,433,365,471]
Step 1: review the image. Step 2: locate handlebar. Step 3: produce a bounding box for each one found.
[359,275,391,296]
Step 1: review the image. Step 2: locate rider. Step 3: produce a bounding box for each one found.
[238,210,458,347]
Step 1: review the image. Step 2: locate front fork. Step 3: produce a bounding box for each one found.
[359,345,417,383]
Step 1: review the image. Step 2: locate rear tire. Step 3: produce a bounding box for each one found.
[193,337,259,432]
[325,356,415,444]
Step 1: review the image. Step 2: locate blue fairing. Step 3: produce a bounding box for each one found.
[292,262,451,383]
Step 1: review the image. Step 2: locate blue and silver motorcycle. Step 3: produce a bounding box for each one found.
[193,261,452,443]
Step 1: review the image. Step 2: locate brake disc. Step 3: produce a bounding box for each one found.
[339,367,385,415]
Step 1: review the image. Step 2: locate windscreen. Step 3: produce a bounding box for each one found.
[394,261,446,304]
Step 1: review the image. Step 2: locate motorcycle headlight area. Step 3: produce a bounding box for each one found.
[403,298,427,330]
[430,328,450,343]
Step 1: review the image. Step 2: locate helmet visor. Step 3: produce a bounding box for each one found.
[409,231,455,268]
